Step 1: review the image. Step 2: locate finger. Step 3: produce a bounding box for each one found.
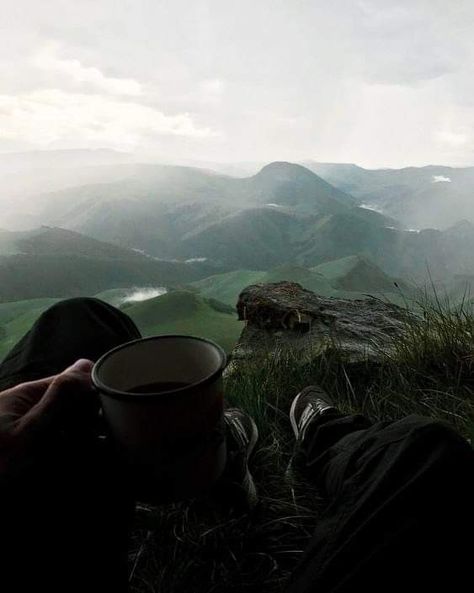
[0,376,57,416]
[17,361,97,436]
[1,358,94,404]
[0,359,93,401]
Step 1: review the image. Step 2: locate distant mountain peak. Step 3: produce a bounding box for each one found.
[255,161,317,180]
[249,161,356,213]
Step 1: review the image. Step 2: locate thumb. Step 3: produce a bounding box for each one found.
[65,358,94,374]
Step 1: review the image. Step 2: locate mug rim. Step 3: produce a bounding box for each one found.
[91,334,227,401]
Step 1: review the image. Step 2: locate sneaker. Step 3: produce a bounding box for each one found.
[289,385,336,442]
[221,408,259,509]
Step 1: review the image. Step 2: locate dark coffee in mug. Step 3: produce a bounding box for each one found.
[129,381,190,394]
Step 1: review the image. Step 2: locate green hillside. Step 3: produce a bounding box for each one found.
[0,253,222,302]
[0,226,147,259]
[312,255,400,292]
[179,207,300,269]
[0,226,226,302]
[263,265,336,295]
[93,288,138,307]
[192,264,362,307]
[124,290,242,353]
[0,298,60,359]
[191,271,264,306]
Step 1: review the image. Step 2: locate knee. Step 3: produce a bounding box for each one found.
[403,414,464,443]
[40,298,116,320]
[404,415,473,466]
[36,297,140,343]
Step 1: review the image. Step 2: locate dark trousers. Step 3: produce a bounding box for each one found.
[0,298,141,593]
[287,412,474,593]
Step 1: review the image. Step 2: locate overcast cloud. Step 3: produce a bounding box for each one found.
[1,0,473,167]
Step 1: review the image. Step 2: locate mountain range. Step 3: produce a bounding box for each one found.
[305,161,474,230]
[37,161,474,281]
[0,151,474,298]
[3,155,474,284]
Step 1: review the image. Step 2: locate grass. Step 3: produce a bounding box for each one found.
[129,297,474,593]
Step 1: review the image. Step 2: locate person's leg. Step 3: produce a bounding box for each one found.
[287,387,474,593]
[0,298,141,593]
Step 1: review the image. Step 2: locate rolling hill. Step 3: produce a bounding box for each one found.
[311,255,404,292]
[191,271,264,306]
[0,226,145,259]
[0,227,225,302]
[103,290,244,352]
[177,207,304,269]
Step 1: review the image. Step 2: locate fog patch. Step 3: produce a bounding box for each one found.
[360,203,384,214]
[131,247,148,256]
[121,287,167,305]
[131,247,165,261]
[432,175,451,183]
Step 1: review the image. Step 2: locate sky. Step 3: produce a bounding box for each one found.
[1,0,474,168]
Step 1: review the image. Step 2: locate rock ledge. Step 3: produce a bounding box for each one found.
[235,281,412,361]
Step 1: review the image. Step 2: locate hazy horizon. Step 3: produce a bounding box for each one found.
[1,147,474,173]
[2,1,474,168]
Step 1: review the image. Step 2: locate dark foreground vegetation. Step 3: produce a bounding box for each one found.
[129,298,474,593]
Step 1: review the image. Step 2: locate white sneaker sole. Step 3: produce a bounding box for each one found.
[289,391,304,440]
